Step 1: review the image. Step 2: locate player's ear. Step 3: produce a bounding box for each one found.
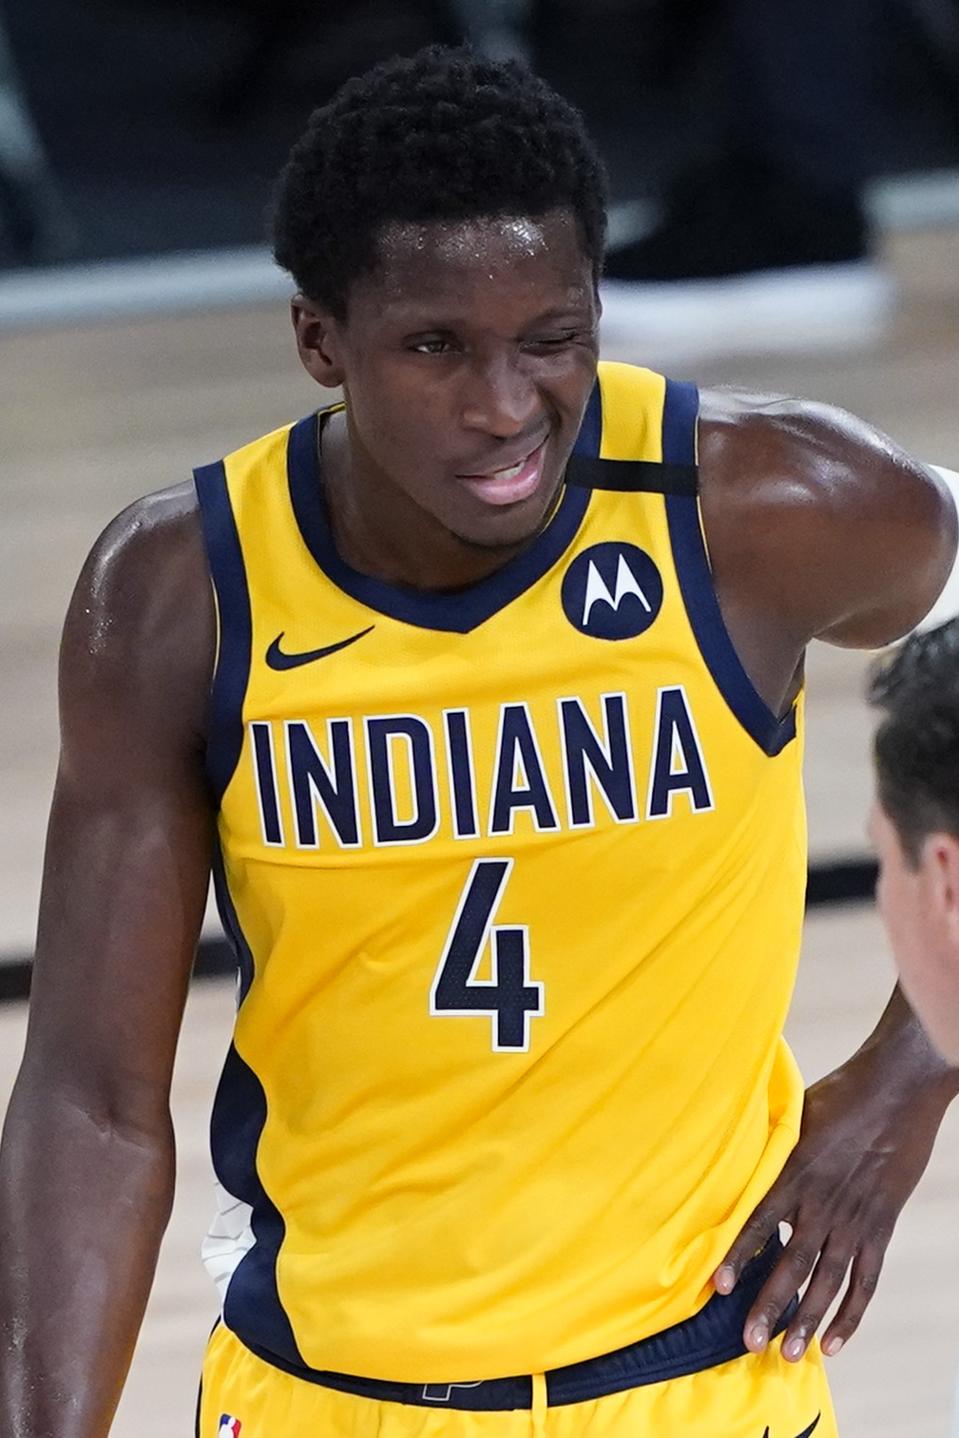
[921,832,959,950]
[291,295,345,389]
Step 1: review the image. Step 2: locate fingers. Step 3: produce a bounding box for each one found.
[759,1232,886,1363]
[714,1201,785,1295]
[779,1237,854,1361]
[720,1179,893,1361]
[742,1236,819,1353]
[820,1241,886,1357]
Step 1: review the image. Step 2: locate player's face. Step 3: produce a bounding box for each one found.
[870,799,959,1064]
[315,209,599,551]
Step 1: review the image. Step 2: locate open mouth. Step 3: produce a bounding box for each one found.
[456,438,548,507]
[488,455,532,481]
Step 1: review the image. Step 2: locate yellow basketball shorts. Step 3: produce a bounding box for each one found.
[199,1321,835,1437]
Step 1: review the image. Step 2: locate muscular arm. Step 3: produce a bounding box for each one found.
[698,390,957,716]
[699,393,959,1357]
[0,485,215,1437]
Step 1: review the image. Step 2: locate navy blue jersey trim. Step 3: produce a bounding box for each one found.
[209,856,304,1368]
[232,1236,794,1409]
[211,845,253,1002]
[193,459,252,803]
[286,413,590,634]
[661,376,700,468]
[547,1237,794,1405]
[663,380,797,757]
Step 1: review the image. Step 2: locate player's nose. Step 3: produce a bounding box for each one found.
[460,352,541,437]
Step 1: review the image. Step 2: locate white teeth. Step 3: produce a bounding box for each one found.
[494,460,525,480]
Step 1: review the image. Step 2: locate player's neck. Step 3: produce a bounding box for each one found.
[319,413,531,592]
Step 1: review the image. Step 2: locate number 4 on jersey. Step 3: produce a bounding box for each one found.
[430,859,544,1052]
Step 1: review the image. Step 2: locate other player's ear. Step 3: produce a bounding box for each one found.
[291,295,345,389]
[921,832,959,948]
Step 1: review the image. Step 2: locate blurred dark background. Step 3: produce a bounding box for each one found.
[3,0,959,269]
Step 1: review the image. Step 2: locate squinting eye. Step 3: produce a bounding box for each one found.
[526,333,578,349]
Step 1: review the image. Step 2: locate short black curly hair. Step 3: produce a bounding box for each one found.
[272,45,608,319]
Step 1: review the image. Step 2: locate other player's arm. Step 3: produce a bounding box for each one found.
[0,485,215,1438]
[699,393,959,1364]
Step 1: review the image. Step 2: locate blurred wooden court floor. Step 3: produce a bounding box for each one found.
[2,227,959,1434]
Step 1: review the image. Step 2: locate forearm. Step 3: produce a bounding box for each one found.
[853,983,959,1107]
[0,1070,174,1438]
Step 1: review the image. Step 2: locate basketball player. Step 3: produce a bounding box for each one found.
[870,618,959,1065]
[1,45,957,1438]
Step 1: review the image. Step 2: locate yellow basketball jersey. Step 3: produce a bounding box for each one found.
[194,362,806,1384]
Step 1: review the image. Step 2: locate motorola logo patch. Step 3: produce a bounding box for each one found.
[561,542,664,640]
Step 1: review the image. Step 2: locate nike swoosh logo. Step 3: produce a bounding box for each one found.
[265,625,375,670]
[762,1416,820,1438]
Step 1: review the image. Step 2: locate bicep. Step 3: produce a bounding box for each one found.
[815,457,957,648]
[26,755,212,1119]
[20,489,215,1122]
[701,394,959,655]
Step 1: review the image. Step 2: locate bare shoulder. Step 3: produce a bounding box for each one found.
[75,479,206,616]
[62,481,214,760]
[697,388,949,534]
[697,387,957,650]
